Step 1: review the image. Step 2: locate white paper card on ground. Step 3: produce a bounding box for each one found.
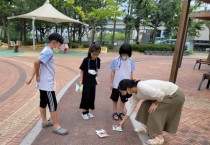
[112,125,123,132]
[75,83,83,92]
[95,129,109,138]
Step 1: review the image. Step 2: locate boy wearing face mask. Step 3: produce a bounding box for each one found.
[110,43,135,120]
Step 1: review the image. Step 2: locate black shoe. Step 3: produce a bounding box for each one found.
[118,113,125,120]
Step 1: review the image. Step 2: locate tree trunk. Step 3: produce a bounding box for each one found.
[90,24,96,45]
[78,25,82,45]
[136,27,140,43]
[99,27,103,44]
[128,29,131,42]
[85,27,90,45]
[7,25,11,48]
[111,20,116,45]
[36,28,38,43]
[125,29,127,42]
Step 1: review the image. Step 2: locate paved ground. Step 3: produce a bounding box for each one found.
[0,48,210,145]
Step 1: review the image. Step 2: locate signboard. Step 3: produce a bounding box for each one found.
[101,47,107,53]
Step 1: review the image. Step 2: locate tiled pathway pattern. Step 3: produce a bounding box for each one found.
[0,49,209,145]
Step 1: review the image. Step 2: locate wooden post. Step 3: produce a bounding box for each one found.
[169,0,191,83]
[179,17,190,67]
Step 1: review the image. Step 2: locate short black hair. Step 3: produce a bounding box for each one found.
[118,79,140,91]
[48,33,64,44]
[119,43,132,57]
[88,43,101,58]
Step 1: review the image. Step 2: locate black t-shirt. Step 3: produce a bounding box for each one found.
[79,57,101,86]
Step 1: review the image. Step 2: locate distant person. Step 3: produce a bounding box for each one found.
[109,43,135,121]
[79,43,101,120]
[26,33,68,135]
[118,79,185,145]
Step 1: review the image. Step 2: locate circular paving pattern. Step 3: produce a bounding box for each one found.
[0,60,27,101]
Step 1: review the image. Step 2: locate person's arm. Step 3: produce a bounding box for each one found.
[130,71,134,80]
[26,65,35,85]
[119,115,129,127]
[79,70,84,84]
[110,70,115,90]
[140,83,164,113]
[119,95,139,127]
[140,83,165,102]
[130,58,135,80]
[96,58,100,85]
[34,60,42,82]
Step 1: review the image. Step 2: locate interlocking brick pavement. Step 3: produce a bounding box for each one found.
[0,50,118,145]
[0,49,210,145]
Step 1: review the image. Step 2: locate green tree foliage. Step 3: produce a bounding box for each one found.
[163,0,204,39]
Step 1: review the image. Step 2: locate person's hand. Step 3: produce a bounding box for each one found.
[119,115,129,127]
[36,75,40,82]
[148,103,158,113]
[79,80,82,84]
[26,78,32,85]
[119,120,125,127]
[96,77,100,85]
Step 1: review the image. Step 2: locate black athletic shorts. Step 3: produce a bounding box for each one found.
[110,88,132,103]
[39,90,57,112]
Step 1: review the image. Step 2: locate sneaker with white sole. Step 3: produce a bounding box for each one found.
[42,120,53,128]
[52,127,68,135]
[81,113,89,120]
[87,113,94,118]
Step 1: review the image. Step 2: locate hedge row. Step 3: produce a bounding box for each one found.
[131,44,175,52]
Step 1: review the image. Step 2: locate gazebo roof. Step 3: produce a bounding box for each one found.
[189,13,210,20]
[199,0,210,3]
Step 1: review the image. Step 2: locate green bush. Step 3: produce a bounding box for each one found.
[139,44,172,52]
[25,39,33,45]
[72,43,80,48]
[169,45,175,51]
[0,37,8,43]
[130,44,140,51]
[104,44,114,50]
[81,43,89,48]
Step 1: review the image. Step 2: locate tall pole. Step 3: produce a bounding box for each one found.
[32,17,36,51]
[169,0,191,83]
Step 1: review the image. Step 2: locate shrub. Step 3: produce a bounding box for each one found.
[72,43,80,48]
[0,37,8,43]
[82,43,89,48]
[130,44,140,51]
[104,44,114,50]
[25,39,33,45]
[139,44,172,52]
[169,45,175,51]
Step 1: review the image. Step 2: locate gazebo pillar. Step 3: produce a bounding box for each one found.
[45,0,50,4]
[169,0,191,83]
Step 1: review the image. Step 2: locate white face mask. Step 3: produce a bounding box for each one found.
[121,54,128,60]
[88,69,97,75]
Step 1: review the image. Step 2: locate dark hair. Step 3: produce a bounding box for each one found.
[119,43,132,57]
[118,79,140,90]
[48,33,64,44]
[88,43,101,58]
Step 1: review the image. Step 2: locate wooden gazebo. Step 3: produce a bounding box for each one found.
[170,0,210,83]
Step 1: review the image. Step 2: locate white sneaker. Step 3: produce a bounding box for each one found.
[81,113,89,120]
[87,113,94,118]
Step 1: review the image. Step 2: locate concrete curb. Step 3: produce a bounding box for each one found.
[20,75,80,145]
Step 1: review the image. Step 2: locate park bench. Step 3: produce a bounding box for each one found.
[193,51,210,70]
[198,72,210,91]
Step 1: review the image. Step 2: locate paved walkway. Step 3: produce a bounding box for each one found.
[0,48,209,145]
